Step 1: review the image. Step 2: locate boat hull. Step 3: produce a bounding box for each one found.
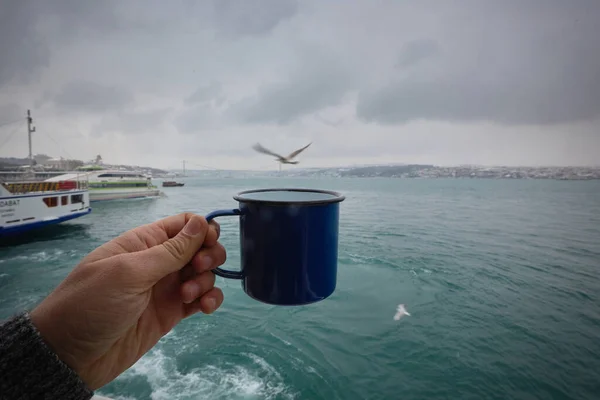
[0,208,91,237]
[162,181,185,187]
[1,188,92,238]
[89,187,161,202]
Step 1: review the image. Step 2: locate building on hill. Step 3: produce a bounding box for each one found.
[33,154,52,165]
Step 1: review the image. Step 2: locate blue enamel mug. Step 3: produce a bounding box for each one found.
[205,188,345,306]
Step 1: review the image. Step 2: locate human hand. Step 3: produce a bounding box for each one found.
[29,213,226,390]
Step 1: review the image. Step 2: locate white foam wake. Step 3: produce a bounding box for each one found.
[110,348,296,400]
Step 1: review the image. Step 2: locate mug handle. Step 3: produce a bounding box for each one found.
[205,209,244,280]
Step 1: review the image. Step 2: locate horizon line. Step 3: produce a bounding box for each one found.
[168,163,600,172]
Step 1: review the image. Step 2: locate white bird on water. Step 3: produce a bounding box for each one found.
[393,304,411,321]
[252,142,312,170]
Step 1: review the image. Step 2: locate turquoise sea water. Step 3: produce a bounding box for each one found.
[1,177,600,400]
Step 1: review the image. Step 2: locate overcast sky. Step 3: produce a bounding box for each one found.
[1,0,599,170]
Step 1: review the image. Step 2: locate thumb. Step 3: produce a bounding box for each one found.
[130,215,210,283]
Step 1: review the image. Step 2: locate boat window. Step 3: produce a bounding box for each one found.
[89,182,149,188]
[96,173,145,178]
[61,196,69,206]
[71,194,83,203]
[43,197,58,207]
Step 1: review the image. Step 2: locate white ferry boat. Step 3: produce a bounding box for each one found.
[0,179,91,237]
[46,169,161,202]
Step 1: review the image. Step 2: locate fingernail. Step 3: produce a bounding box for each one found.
[206,297,217,312]
[184,282,200,303]
[202,256,213,269]
[183,217,204,237]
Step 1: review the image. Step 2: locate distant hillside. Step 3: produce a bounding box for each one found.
[0,157,28,166]
[0,157,31,171]
[339,164,434,177]
[286,164,600,180]
[211,163,600,180]
[0,156,167,175]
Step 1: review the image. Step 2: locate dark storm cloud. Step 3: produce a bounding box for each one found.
[0,104,23,123]
[186,81,224,105]
[228,74,349,124]
[212,0,298,37]
[50,81,134,113]
[395,40,440,69]
[92,108,173,136]
[0,0,122,87]
[3,0,600,138]
[0,0,295,89]
[176,104,221,134]
[357,56,600,126]
[227,46,354,124]
[357,0,600,126]
[40,0,120,34]
[0,1,50,86]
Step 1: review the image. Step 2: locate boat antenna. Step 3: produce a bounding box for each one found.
[27,109,36,171]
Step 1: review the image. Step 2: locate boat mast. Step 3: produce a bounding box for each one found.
[182,160,186,176]
[27,109,35,170]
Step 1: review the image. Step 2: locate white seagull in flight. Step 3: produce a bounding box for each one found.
[252,142,312,165]
[393,304,411,321]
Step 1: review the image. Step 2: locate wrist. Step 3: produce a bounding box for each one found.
[0,312,94,399]
[29,304,84,381]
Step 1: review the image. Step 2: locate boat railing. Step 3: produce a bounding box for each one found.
[3,180,89,194]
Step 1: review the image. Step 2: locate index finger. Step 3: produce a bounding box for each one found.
[157,213,219,246]
[80,213,213,264]
[155,212,200,239]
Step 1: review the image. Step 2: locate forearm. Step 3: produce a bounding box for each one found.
[0,312,94,400]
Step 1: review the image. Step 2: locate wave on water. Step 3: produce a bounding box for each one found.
[102,348,297,400]
[0,249,81,263]
[340,251,407,270]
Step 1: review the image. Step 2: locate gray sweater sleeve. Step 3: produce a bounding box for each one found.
[0,312,94,400]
